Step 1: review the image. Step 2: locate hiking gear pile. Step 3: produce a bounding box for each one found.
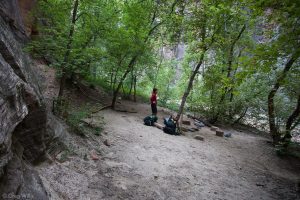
[143,115,180,135]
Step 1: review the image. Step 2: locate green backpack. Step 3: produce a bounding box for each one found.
[143,115,158,126]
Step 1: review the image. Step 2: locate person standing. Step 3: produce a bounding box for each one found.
[150,88,158,116]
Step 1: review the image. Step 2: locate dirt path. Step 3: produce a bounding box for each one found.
[38,100,300,200]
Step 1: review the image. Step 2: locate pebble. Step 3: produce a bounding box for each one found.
[103,139,111,146]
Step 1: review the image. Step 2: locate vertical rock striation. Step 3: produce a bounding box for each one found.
[0,0,55,199]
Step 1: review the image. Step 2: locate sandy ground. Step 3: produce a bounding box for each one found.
[38,100,300,200]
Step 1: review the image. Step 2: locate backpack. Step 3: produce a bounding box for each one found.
[163,126,177,135]
[143,115,158,126]
[163,116,179,135]
[164,117,176,129]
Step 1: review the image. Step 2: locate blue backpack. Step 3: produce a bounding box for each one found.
[163,116,178,135]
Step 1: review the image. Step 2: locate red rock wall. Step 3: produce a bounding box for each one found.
[18,0,37,36]
[0,0,36,38]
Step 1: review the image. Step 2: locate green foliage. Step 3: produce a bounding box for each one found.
[27,0,114,77]
[67,104,103,137]
[29,0,300,141]
[52,97,69,117]
[276,142,300,159]
[67,106,89,135]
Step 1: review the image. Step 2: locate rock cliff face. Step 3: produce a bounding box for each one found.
[0,1,57,199]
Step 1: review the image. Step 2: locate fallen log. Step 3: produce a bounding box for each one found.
[187,114,212,127]
[153,122,164,130]
[115,109,137,113]
[90,105,112,114]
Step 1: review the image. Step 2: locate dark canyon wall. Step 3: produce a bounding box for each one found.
[0,1,60,199]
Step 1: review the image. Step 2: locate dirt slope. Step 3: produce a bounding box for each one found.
[38,100,300,200]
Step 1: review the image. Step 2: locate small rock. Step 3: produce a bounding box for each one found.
[194,135,204,141]
[103,139,111,146]
[256,183,265,187]
[84,154,88,161]
[137,157,145,161]
[224,132,232,137]
[154,175,158,179]
[90,150,99,160]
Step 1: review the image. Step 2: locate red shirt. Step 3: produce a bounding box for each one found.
[150,93,157,104]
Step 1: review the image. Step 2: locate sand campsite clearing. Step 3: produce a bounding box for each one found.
[38,100,300,200]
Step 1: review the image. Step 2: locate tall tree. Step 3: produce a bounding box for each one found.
[175,0,240,120]
[108,0,178,109]
[252,0,300,143]
[58,0,79,97]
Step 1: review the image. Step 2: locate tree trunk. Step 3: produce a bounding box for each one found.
[133,75,137,102]
[111,4,166,108]
[285,93,300,138]
[176,52,205,120]
[121,83,126,96]
[58,0,79,98]
[128,70,134,98]
[233,107,248,124]
[213,25,246,122]
[154,46,163,87]
[110,69,114,90]
[112,68,118,91]
[268,52,299,144]
[111,55,138,109]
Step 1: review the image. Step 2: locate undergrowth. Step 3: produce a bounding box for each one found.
[53,97,104,137]
[276,142,300,158]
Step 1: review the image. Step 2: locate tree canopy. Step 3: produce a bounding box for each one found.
[28,0,300,144]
